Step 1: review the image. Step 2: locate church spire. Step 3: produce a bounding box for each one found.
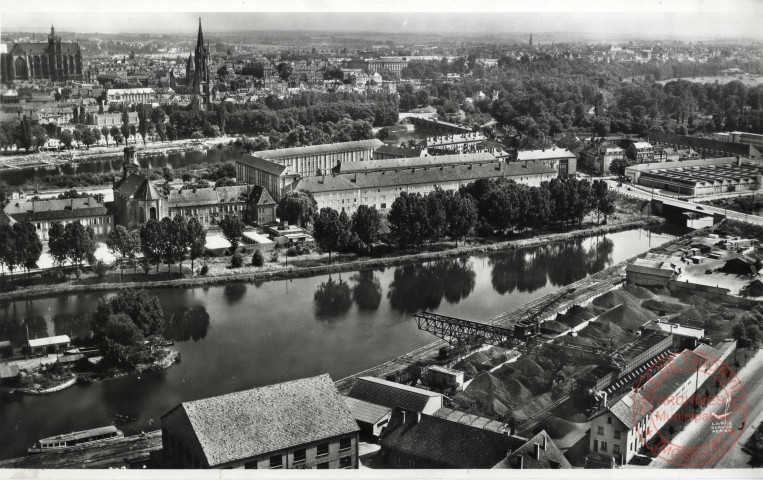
[529,32,533,47]
[197,18,204,50]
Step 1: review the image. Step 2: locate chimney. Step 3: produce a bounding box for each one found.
[542,435,547,450]
[415,412,421,424]
[737,155,741,166]
[533,443,541,460]
[401,410,406,424]
[518,454,524,469]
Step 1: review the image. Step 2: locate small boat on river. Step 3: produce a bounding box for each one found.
[28,425,124,453]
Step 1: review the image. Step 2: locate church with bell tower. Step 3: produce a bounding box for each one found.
[189,18,211,109]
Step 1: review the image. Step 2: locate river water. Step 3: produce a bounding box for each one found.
[0,225,687,460]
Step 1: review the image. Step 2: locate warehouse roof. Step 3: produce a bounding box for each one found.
[343,397,392,425]
[252,139,384,161]
[235,156,287,175]
[5,197,108,222]
[161,374,358,467]
[517,148,576,161]
[347,377,442,413]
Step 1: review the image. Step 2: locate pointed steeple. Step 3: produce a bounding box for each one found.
[197,18,204,50]
[529,32,533,47]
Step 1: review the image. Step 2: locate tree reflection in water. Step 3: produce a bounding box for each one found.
[350,270,382,312]
[164,306,211,342]
[387,258,476,315]
[53,313,92,340]
[223,283,247,303]
[314,276,353,319]
[0,316,48,347]
[490,236,615,295]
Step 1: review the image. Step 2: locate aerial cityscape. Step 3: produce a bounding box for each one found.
[1,1,763,474]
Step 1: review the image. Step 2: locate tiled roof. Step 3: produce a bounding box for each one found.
[114,174,153,199]
[493,431,572,469]
[517,149,577,161]
[374,144,423,158]
[254,139,384,161]
[432,407,508,433]
[250,185,276,205]
[10,42,81,56]
[167,186,250,208]
[347,377,442,413]
[336,152,496,174]
[343,397,392,424]
[5,197,108,222]
[293,175,359,193]
[236,155,287,175]
[132,179,161,201]
[163,374,358,467]
[380,409,527,469]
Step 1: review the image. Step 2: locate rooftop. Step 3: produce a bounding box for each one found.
[343,397,392,425]
[28,335,70,348]
[252,139,384,161]
[5,197,108,222]
[347,376,442,413]
[333,152,497,175]
[380,409,528,469]
[162,374,358,467]
[516,148,576,161]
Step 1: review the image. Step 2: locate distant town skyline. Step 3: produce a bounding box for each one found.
[2,1,762,41]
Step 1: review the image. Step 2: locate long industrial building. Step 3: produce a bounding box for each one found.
[239,139,384,178]
[624,157,763,196]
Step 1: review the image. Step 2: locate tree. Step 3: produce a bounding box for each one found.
[598,191,616,223]
[388,192,430,248]
[351,205,382,246]
[277,190,318,228]
[58,130,74,150]
[218,215,244,250]
[72,128,83,148]
[313,208,350,264]
[81,128,95,149]
[16,117,33,152]
[47,222,70,268]
[92,126,102,146]
[186,217,206,273]
[446,192,478,244]
[13,221,43,276]
[137,105,149,146]
[109,126,120,145]
[106,226,141,279]
[129,124,137,144]
[92,288,164,339]
[159,216,189,275]
[63,221,97,271]
[139,219,164,273]
[609,158,628,181]
[252,250,264,267]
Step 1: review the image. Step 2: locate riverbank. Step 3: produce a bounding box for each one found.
[0,218,663,302]
[0,136,234,169]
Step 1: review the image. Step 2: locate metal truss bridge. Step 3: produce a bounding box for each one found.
[413,312,515,347]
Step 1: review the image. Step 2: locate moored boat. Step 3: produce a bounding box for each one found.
[28,426,124,453]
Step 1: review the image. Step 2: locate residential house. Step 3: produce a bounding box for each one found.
[515,148,577,176]
[4,196,114,241]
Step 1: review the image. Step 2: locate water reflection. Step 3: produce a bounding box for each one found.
[52,313,92,340]
[387,258,476,314]
[0,146,247,187]
[0,316,48,346]
[314,276,352,319]
[223,283,247,303]
[490,236,615,295]
[164,306,211,342]
[350,271,383,312]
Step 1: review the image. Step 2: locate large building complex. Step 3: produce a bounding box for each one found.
[648,132,760,159]
[3,196,114,241]
[714,131,763,151]
[288,160,557,213]
[624,157,763,196]
[236,139,384,179]
[160,374,359,469]
[105,88,155,105]
[1,26,83,82]
[424,132,488,155]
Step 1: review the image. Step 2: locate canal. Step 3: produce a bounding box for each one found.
[0,225,685,459]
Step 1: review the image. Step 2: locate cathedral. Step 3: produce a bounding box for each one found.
[188,18,211,108]
[0,25,83,83]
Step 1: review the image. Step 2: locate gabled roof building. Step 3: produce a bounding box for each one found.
[160,374,359,469]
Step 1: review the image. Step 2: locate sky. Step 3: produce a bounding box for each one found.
[2,0,762,40]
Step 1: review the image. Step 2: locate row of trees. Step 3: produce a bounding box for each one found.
[312,205,383,263]
[48,222,98,272]
[137,216,207,275]
[388,189,478,247]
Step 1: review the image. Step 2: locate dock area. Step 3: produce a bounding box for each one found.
[0,431,161,469]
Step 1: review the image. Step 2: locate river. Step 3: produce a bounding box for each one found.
[0,225,687,460]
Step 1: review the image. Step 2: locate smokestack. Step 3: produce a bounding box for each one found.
[533,443,541,460]
[416,412,421,424]
[401,410,406,424]
[542,435,547,450]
